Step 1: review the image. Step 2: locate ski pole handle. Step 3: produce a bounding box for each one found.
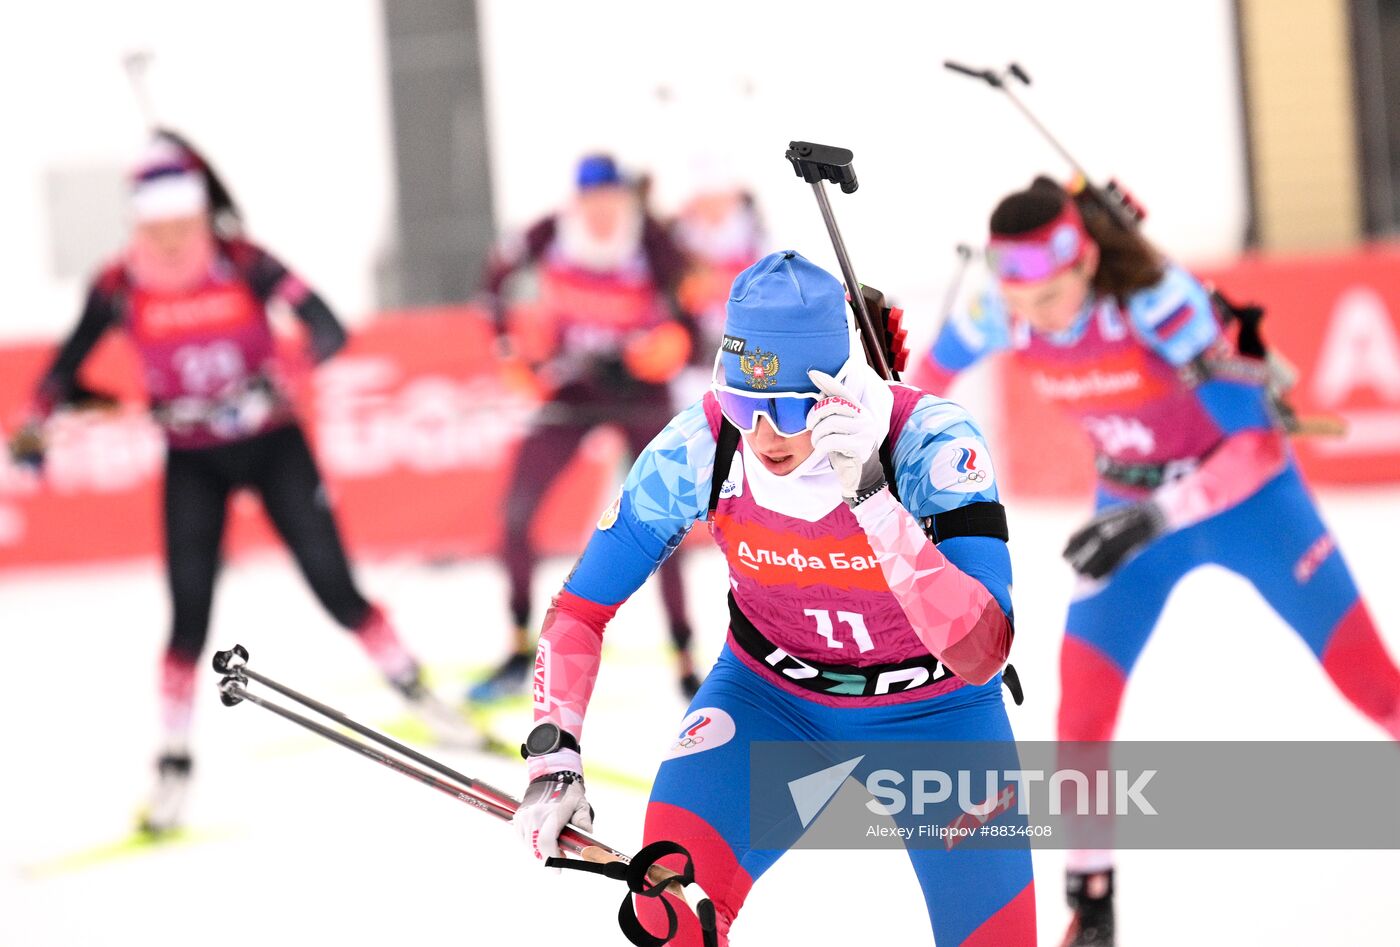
[946,57,1140,232]
[214,645,714,945]
[580,846,719,944]
[580,846,695,904]
[943,60,1002,87]
[943,58,1096,186]
[559,829,625,860]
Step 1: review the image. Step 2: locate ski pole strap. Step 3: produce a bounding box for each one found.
[546,854,629,881]
[616,841,698,947]
[549,841,715,947]
[1002,662,1025,706]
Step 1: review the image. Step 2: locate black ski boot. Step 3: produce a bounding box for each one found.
[393,667,483,748]
[139,752,193,836]
[1062,869,1114,947]
[679,672,702,701]
[467,651,532,703]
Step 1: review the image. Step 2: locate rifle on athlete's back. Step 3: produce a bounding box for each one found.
[942,59,1345,438]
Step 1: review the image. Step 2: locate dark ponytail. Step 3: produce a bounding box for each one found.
[992,176,1164,302]
[155,128,244,239]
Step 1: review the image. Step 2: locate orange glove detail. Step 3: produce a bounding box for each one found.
[623,321,692,384]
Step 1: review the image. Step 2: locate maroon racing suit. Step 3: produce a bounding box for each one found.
[34,239,419,736]
[484,211,697,646]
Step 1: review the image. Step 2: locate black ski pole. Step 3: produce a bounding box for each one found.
[212,645,717,945]
[943,62,1088,184]
[938,244,975,327]
[122,50,157,132]
[219,674,520,820]
[213,644,524,824]
[784,141,895,380]
[943,60,1144,233]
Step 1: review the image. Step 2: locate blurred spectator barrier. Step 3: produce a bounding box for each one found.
[7,245,1400,570]
[0,306,620,570]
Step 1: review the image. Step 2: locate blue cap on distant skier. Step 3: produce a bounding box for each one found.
[576,153,624,191]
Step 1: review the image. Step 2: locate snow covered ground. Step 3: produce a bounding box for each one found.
[3,489,1397,946]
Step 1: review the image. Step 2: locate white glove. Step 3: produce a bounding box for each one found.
[513,770,593,869]
[807,369,886,504]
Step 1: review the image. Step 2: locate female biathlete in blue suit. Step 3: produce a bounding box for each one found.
[912,177,1400,947]
[512,251,1037,945]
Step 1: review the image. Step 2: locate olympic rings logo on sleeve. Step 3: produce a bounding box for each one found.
[667,708,735,758]
[929,437,996,493]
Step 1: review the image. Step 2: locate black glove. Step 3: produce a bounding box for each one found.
[1062,502,1165,579]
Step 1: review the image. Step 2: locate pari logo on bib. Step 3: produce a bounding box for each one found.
[668,707,735,758]
[930,437,995,493]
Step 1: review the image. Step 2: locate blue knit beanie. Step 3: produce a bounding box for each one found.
[720,251,852,393]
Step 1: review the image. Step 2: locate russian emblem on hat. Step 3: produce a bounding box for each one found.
[739,349,780,390]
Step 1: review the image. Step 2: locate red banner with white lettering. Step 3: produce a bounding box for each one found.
[0,306,623,570]
[997,246,1400,498]
[8,246,1398,569]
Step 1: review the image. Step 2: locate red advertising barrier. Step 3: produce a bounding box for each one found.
[0,306,623,570]
[10,246,1397,568]
[998,246,1400,498]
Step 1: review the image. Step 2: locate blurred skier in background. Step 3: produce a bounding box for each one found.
[913,177,1400,946]
[475,153,702,702]
[668,157,764,407]
[9,132,474,835]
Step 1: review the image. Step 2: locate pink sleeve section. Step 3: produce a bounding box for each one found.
[30,388,58,420]
[908,352,958,396]
[851,488,1012,685]
[273,271,311,307]
[1154,429,1288,530]
[528,589,619,778]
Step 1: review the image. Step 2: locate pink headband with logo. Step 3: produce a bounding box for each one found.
[986,199,1090,284]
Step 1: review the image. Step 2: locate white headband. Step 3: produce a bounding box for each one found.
[131,172,208,222]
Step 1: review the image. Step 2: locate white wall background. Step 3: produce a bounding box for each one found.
[2,0,1247,358]
[479,0,1250,356]
[0,0,396,341]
